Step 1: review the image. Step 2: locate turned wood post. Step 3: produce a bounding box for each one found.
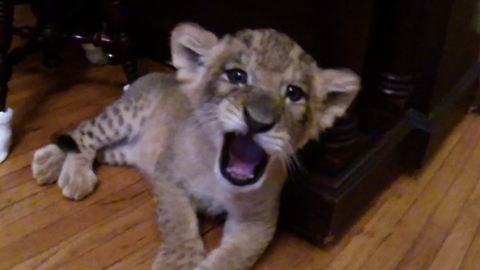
[29,0,67,68]
[360,0,426,168]
[105,0,138,84]
[362,1,427,114]
[361,0,454,166]
[0,0,13,112]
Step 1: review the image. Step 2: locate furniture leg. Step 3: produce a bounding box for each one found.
[30,0,65,68]
[0,0,13,163]
[105,0,138,84]
[0,0,13,112]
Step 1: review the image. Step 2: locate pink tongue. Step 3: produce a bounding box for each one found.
[227,134,264,178]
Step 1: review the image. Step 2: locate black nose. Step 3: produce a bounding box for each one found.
[244,108,276,133]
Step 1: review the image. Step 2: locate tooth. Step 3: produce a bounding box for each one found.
[235,174,247,180]
[226,168,255,180]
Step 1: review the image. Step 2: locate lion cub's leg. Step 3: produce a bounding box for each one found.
[150,169,206,269]
[33,98,146,200]
[96,144,135,167]
[56,105,144,199]
[32,73,171,200]
[194,209,277,270]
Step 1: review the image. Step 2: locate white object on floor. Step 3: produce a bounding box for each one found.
[123,84,130,92]
[81,43,109,66]
[0,108,13,163]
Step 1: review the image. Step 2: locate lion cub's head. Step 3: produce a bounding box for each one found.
[170,23,360,188]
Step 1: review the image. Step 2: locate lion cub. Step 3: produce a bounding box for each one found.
[32,23,360,269]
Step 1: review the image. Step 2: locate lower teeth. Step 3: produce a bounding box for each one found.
[226,169,254,180]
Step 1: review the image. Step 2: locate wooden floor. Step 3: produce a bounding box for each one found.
[3,5,480,270]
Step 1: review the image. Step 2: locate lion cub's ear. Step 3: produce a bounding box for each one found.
[311,68,360,137]
[170,23,219,82]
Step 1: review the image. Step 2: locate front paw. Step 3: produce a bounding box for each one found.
[32,144,67,185]
[58,154,97,200]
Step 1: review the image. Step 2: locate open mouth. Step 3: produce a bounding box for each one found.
[219,132,269,186]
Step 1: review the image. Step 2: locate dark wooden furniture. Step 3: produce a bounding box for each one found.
[0,0,139,113]
[126,0,479,245]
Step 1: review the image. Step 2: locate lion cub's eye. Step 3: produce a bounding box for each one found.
[226,69,248,84]
[286,85,305,102]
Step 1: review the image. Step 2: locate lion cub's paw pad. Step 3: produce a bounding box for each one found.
[32,144,67,185]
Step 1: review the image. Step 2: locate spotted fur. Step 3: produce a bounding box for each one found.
[31,23,360,270]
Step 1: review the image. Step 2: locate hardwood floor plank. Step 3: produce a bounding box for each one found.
[325,115,477,270]
[0,173,44,210]
[0,180,151,269]
[359,116,480,270]
[202,225,224,253]
[427,171,480,270]
[0,185,59,231]
[324,178,416,270]
[1,166,40,192]
[396,220,447,270]
[0,151,34,178]
[105,240,159,270]
[253,229,319,270]
[459,215,480,270]
[395,116,480,270]
[62,217,156,270]
[0,168,143,250]
[12,202,154,270]
[130,246,160,270]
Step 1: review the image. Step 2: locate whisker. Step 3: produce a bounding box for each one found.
[279,154,289,172]
[289,153,307,175]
